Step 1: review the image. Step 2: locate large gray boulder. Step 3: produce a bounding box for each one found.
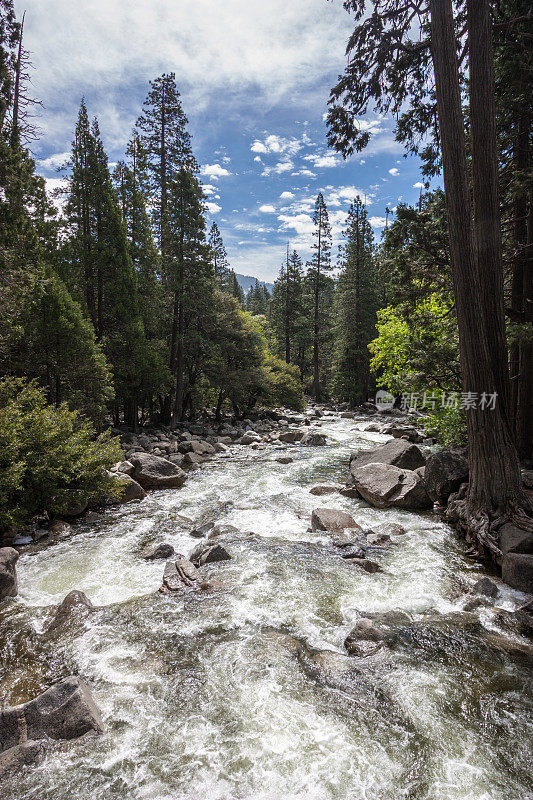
[502,553,533,594]
[107,472,147,504]
[498,522,533,556]
[0,547,18,601]
[349,439,425,475]
[351,463,432,510]
[278,430,304,443]
[424,447,469,504]
[0,676,104,754]
[129,452,187,490]
[45,590,94,633]
[311,509,363,533]
[0,741,43,778]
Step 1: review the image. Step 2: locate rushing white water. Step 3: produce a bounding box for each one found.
[2,414,532,800]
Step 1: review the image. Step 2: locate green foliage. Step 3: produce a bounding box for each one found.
[0,378,122,531]
[261,353,304,410]
[369,294,460,394]
[424,407,468,447]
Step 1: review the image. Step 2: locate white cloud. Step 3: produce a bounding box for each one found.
[280,191,294,200]
[201,163,232,180]
[413,181,424,189]
[261,159,294,177]
[369,216,387,228]
[388,167,399,175]
[278,212,314,235]
[205,201,222,214]
[294,168,316,177]
[251,133,308,157]
[304,152,339,169]
[259,204,276,213]
[253,155,262,162]
[38,151,70,171]
[202,183,217,196]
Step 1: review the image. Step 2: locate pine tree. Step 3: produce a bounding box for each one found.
[333,199,378,405]
[270,246,304,363]
[167,167,214,422]
[307,192,333,401]
[208,221,230,286]
[64,102,146,424]
[136,73,195,283]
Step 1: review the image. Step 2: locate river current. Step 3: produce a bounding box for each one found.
[1,413,532,800]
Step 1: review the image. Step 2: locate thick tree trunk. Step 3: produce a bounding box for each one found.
[516,187,533,460]
[429,0,525,555]
[467,0,510,414]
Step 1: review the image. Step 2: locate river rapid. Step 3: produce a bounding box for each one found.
[1,412,532,800]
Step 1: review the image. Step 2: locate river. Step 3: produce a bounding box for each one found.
[1,412,532,800]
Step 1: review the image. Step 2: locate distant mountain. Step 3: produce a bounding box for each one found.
[235,273,274,295]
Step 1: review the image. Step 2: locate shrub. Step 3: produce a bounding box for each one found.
[424,406,468,447]
[262,354,304,410]
[0,377,123,531]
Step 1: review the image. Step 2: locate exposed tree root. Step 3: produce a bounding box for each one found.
[445,496,533,562]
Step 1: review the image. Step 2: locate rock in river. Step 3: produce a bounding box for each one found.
[129,452,187,490]
[160,557,204,593]
[351,463,431,510]
[189,542,231,567]
[143,543,175,561]
[45,590,94,633]
[424,447,469,504]
[0,676,104,757]
[0,547,18,601]
[349,439,425,474]
[311,509,362,534]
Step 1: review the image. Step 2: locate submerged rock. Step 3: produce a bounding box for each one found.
[344,618,386,657]
[344,557,382,573]
[276,456,294,464]
[472,577,499,598]
[309,485,340,496]
[0,547,19,601]
[0,741,43,778]
[129,452,187,490]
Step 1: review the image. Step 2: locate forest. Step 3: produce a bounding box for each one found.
[0,0,532,796]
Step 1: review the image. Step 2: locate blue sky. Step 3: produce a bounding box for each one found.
[17,0,436,282]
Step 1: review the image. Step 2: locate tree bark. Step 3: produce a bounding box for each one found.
[429,0,524,552]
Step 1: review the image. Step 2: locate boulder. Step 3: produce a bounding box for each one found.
[380,523,407,537]
[183,452,205,466]
[168,453,185,467]
[472,577,498,598]
[311,509,362,534]
[0,741,43,778]
[522,470,533,489]
[239,433,262,445]
[112,460,135,476]
[349,439,425,474]
[45,590,94,633]
[48,520,72,536]
[0,677,103,753]
[309,485,340,496]
[344,557,382,573]
[143,543,175,561]
[276,456,293,464]
[382,424,422,443]
[366,532,391,545]
[0,547,18,601]
[61,497,89,517]
[129,452,187,490]
[301,432,327,446]
[498,522,533,555]
[108,472,147,504]
[424,447,469,504]
[278,430,304,443]
[190,522,214,539]
[351,463,432,510]
[344,618,385,657]
[160,557,204,593]
[189,543,231,567]
[502,553,533,593]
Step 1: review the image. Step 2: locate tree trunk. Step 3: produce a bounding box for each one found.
[312,217,322,401]
[429,0,526,556]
